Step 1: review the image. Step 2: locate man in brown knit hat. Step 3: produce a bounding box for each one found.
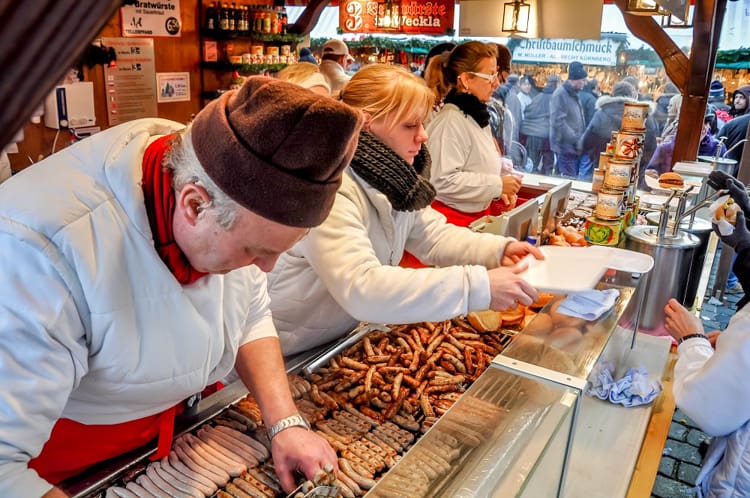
[0,76,363,497]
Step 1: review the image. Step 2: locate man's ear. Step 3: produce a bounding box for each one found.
[361,112,372,132]
[176,183,210,226]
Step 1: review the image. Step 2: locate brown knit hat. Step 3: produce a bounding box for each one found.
[191,76,363,227]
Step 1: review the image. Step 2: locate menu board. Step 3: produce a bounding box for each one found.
[102,37,158,126]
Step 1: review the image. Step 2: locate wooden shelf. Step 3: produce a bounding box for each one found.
[201,29,302,44]
[200,61,288,74]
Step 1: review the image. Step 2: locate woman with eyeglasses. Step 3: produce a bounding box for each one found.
[424,41,521,227]
[267,64,541,357]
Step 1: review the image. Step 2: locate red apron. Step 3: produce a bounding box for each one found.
[400,200,490,268]
[28,383,222,484]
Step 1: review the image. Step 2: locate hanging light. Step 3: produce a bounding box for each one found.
[660,2,692,27]
[502,0,531,34]
[624,0,670,16]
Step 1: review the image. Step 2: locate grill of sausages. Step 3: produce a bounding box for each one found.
[102,317,518,498]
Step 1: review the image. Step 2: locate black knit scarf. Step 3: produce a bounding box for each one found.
[348,131,435,212]
[444,89,490,128]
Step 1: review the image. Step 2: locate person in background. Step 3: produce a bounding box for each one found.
[521,73,560,175]
[661,93,683,141]
[709,80,732,125]
[297,47,317,65]
[579,81,638,174]
[267,64,541,355]
[276,62,331,96]
[425,41,521,226]
[0,77,363,496]
[719,112,750,163]
[653,82,680,135]
[550,61,587,179]
[579,79,599,127]
[663,170,750,497]
[423,42,458,117]
[619,75,658,170]
[487,44,515,157]
[646,109,727,177]
[729,85,750,119]
[506,75,534,140]
[318,38,351,95]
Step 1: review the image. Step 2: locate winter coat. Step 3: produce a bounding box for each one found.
[579,87,598,126]
[319,60,350,95]
[267,169,511,355]
[729,85,750,118]
[521,85,556,138]
[426,103,504,212]
[719,114,750,162]
[580,95,636,165]
[550,80,585,152]
[0,119,275,496]
[673,303,750,497]
[647,132,727,175]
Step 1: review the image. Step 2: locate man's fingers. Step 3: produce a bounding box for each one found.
[276,463,296,493]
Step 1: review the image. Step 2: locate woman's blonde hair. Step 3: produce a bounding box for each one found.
[277,62,330,93]
[425,41,497,103]
[341,64,434,129]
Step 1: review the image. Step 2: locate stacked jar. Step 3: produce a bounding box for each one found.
[586,101,649,246]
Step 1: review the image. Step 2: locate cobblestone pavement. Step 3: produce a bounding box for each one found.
[650,249,743,498]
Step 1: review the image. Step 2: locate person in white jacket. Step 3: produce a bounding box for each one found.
[0,77,363,497]
[663,171,750,497]
[424,41,521,227]
[268,64,541,356]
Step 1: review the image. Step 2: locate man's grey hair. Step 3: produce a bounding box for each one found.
[164,124,240,229]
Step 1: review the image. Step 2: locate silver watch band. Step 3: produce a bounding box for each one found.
[267,413,310,440]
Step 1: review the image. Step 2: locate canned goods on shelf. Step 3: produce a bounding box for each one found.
[621,101,650,131]
[596,187,624,220]
[585,216,623,246]
[592,169,605,193]
[604,158,633,189]
[615,130,645,160]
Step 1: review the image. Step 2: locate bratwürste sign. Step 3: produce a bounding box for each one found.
[339,0,454,35]
[513,38,619,66]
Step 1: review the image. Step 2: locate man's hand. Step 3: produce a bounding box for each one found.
[271,427,339,493]
[663,298,705,343]
[501,175,521,196]
[502,241,543,266]
[487,263,538,310]
[713,211,750,254]
[709,170,750,221]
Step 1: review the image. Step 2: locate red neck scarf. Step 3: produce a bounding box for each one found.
[142,135,207,285]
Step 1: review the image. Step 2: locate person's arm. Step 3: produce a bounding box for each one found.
[234,338,337,492]
[672,306,750,436]
[0,234,85,498]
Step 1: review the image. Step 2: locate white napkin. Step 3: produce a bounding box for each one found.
[557,288,620,321]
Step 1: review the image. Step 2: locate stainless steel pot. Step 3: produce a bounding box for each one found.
[644,213,712,307]
[698,155,738,177]
[624,225,700,330]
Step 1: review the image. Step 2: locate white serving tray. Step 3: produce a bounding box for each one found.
[518,246,653,293]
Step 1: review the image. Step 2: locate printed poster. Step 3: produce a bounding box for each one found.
[121,0,182,37]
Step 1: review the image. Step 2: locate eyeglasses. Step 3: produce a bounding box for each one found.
[469,71,499,83]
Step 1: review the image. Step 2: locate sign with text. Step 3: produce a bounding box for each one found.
[512,38,619,66]
[339,0,453,35]
[120,0,182,37]
[102,38,157,126]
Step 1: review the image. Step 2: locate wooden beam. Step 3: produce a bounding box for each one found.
[672,0,727,164]
[288,0,332,35]
[613,0,688,91]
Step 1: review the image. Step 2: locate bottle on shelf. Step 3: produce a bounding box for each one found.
[280,6,288,34]
[254,6,264,34]
[262,7,272,34]
[219,3,230,31]
[205,2,218,30]
[228,2,236,31]
[271,6,281,34]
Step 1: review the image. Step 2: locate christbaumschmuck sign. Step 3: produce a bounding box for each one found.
[339,0,454,35]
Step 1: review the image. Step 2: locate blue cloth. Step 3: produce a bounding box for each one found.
[557,288,620,321]
[586,361,662,407]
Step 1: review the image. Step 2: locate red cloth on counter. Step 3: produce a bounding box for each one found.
[430,199,489,228]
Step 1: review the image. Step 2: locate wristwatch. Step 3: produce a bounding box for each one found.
[267,413,310,440]
[677,333,709,345]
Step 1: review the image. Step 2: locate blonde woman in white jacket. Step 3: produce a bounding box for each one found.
[268,64,541,356]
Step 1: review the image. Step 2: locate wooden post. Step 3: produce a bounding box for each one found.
[614,0,727,167]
